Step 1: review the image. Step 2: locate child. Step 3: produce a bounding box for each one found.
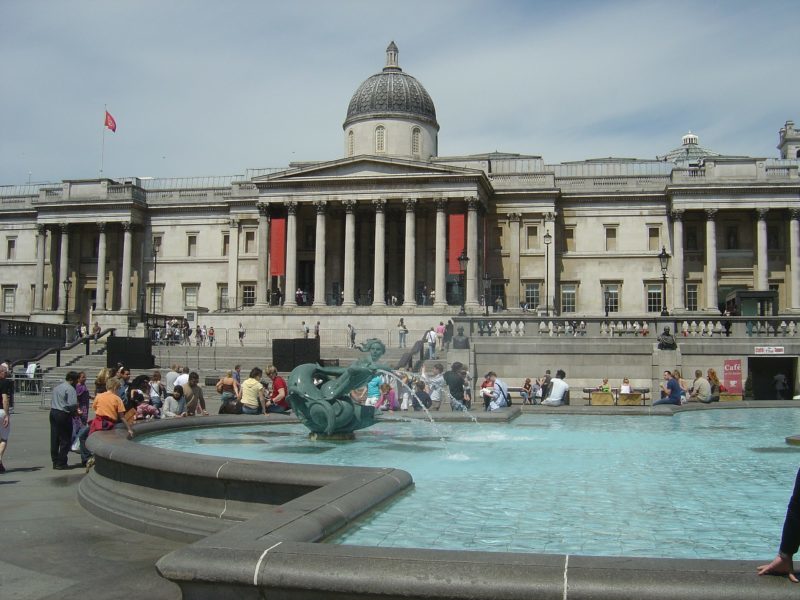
[376,383,398,412]
[521,378,533,405]
[412,380,432,411]
[620,378,632,394]
[598,378,611,392]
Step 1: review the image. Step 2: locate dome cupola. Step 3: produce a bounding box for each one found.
[343,42,439,160]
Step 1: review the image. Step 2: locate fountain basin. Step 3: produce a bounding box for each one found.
[79,410,800,599]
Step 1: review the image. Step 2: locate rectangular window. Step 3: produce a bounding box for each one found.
[187,234,197,257]
[149,285,163,314]
[648,227,660,252]
[603,283,620,313]
[605,227,617,251]
[2,286,15,313]
[222,233,229,257]
[244,230,255,254]
[560,284,576,313]
[524,282,540,309]
[526,226,539,250]
[218,285,229,310]
[563,228,575,252]
[6,238,16,260]
[241,284,256,307]
[647,283,663,313]
[686,226,698,251]
[725,225,739,250]
[183,285,198,309]
[686,283,698,311]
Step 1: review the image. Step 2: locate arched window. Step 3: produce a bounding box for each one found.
[375,125,385,153]
[411,127,421,155]
[347,130,355,157]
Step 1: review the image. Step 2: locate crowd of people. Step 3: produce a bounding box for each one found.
[653,368,724,406]
[511,369,571,407]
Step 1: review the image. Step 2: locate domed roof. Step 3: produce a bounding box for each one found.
[344,42,439,130]
[658,131,721,163]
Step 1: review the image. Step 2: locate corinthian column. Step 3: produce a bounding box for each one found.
[283,201,298,307]
[96,222,107,311]
[57,223,70,312]
[313,201,328,307]
[433,199,447,307]
[403,199,416,305]
[372,199,386,306]
[227,218,240,309]
[671,211,685,311]
[790,209,800,311]
[34,225,46,311]
[508,213,521,309]
[256,203,270,307]
[120,222,133,312]
[342,200,356,307]
[705,209,718,311]
[466,197,480,306]
[756,208,769,291]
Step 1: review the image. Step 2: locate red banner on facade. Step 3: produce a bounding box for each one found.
[448,213,465,274]
[723,359,743,394]
[270,218,286,276]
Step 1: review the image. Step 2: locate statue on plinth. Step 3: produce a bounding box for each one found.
[657,326,678,350]
[452,326,470,349]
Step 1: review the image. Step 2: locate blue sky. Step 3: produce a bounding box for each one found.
[1,0,798,184]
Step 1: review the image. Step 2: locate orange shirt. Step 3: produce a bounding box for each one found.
[92,390,126,421]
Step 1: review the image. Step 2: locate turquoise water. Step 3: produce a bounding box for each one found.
[140,410,800,559]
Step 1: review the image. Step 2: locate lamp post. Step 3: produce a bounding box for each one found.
[482,272,491,317]
[543,230,552,316]
[457,250,469,316]
[604,289,610,319]
[659,245,670,316]
[151,238,161,316]
[62,278,72,325]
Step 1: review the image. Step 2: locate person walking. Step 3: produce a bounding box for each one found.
[425,327,438,360]
[50,371,79,469]
[0,364,12,472]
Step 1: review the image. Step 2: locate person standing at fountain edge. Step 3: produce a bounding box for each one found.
[265,365,290,413]
[443,362,468,410]
[541,369,569,406]
[758,468,800,582]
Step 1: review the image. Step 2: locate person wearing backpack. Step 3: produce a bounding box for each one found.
[488,371,510,411]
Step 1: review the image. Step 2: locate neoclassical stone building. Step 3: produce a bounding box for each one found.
[1,43,799,333]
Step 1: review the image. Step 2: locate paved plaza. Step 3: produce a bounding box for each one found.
[0,405,180,600]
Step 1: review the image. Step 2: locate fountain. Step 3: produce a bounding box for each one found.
[286,337,394,438]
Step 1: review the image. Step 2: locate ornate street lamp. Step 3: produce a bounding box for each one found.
[457,250,469,315]
[604,288,610,318]
[62,278,72,325]
[151,237,161,316]
[659,246,670,316]
[482,272,491,317]
[543,230,552,316]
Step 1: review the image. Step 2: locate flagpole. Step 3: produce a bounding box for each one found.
[100,104,106,178]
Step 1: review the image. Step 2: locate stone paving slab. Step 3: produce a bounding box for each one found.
[0,406,181,600]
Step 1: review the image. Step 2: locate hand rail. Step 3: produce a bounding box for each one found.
[10,328,116,369]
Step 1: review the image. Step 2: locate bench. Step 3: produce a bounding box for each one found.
[589,391,615,405]
[719,392,743,402]
[617,392,644,406]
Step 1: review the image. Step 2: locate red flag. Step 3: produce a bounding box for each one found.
[104,110,117,132]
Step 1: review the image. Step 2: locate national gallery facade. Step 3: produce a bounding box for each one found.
[1,43,799,333]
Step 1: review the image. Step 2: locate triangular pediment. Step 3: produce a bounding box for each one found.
[251,155,483,183]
